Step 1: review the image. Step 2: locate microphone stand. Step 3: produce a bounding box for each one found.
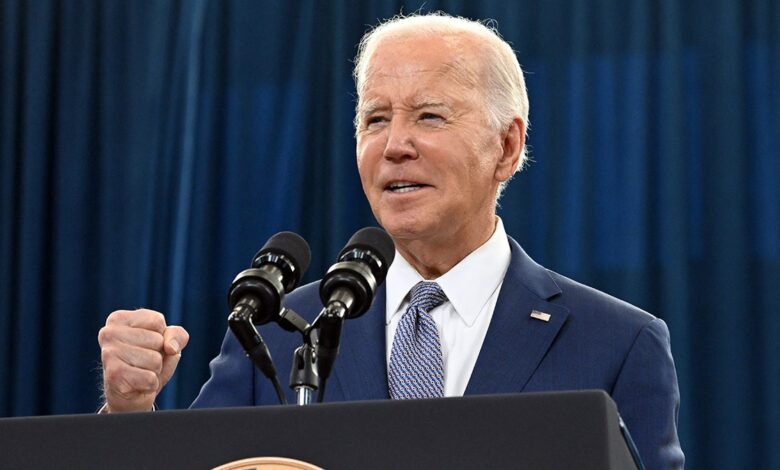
[282,308,322,406]
[287,304,345,406]
[290,340,319,405]
[310,303,345,403]
[231,301,342,407]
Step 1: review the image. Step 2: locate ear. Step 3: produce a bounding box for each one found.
[494,117,525,183]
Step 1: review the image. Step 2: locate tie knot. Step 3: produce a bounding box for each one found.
[409,281,447,313]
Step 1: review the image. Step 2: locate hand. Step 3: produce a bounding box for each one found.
[98,309,190,412]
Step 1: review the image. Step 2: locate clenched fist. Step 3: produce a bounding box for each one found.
[98,309,190,412]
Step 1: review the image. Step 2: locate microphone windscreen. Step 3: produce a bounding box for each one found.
[339,227,395,272]
[256,231,312,276]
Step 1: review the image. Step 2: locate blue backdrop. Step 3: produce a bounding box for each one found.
[1,1,779,468]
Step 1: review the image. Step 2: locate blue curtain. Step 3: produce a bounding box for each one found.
[1,1,778,468]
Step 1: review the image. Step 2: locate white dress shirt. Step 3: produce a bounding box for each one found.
[385,218,511,397]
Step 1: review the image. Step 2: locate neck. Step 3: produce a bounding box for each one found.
[393,216,498,279]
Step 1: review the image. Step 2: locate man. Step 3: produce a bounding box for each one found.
[99,13,684,469]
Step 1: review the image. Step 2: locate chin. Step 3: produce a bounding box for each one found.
[379,218,439,244]
[374,202,445,240]
[376,215,415,236]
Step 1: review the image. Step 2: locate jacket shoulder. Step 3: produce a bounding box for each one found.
[546,269,658,331]
[505,236,658,334]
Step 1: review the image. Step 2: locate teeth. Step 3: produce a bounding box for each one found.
[388,182,423,193]
[393,186,419,193]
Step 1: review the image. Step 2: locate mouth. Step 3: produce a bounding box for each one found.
[384,181,430,194]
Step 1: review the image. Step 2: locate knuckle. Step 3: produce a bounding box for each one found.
[97,327,110,345]
[135,309,166,332]
[105,310,130,325]
[124,347,143,368]
[110,369,155,396]
[150,333,165,351]
[98,325,120,345]
[139,371,159,391]
[114,380,136,397]
[148,311,167,330]
[100,348,110,365]
[150,354,163,373]
[169,326,190,348]
[101,346,118,365]
[103,362,124,385]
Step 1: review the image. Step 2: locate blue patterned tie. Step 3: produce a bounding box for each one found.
[388,281,448,399]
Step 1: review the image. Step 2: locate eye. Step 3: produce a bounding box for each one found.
[419,112,445,123]
[364,115,388,128]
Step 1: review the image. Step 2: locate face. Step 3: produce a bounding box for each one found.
[355,34,518,250]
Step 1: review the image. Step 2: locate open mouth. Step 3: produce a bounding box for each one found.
[385,181,428,193]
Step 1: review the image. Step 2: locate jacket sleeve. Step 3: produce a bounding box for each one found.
[611,317,685,469]
[189,328,256,409]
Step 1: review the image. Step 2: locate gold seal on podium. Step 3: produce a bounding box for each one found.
[212,456,324,470]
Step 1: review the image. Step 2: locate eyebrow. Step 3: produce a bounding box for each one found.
[411,99,449,110]
[358,99,450,118]
[358,100,388,118]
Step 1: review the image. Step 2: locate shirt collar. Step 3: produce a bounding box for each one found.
[385,218,511,326]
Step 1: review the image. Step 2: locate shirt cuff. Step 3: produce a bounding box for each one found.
[96,403,157,414]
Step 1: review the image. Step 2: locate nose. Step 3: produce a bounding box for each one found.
[382,118,418,162]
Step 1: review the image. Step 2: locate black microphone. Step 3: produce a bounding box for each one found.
[319,227,395,318]
[228,231,311,326]
[227,231,310,404]
[315,227,395,384]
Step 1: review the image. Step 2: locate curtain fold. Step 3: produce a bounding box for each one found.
[1,1,778,467]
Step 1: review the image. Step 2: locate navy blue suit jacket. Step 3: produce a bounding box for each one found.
[192,237,684,469]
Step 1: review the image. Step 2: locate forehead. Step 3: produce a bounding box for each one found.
[359,34,483,104]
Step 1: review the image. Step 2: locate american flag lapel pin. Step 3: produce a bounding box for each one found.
[530,310,551,322]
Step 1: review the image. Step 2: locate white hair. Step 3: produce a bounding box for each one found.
[353,12,530,194]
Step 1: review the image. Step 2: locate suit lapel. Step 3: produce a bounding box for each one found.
[327,238,569,399]
[465,238,570,395]
[329,285,389,401]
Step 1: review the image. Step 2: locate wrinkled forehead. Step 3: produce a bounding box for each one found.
[358,33,485,101]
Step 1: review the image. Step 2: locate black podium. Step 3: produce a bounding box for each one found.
[0,390,639,469]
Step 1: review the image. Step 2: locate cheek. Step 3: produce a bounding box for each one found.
[472,136,503,174]
[355,144,370,176]
[356,137,379,168]
[356,160,371,191]
[356,153,378,196]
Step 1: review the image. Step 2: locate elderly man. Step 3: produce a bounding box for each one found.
[99,13,684,469]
